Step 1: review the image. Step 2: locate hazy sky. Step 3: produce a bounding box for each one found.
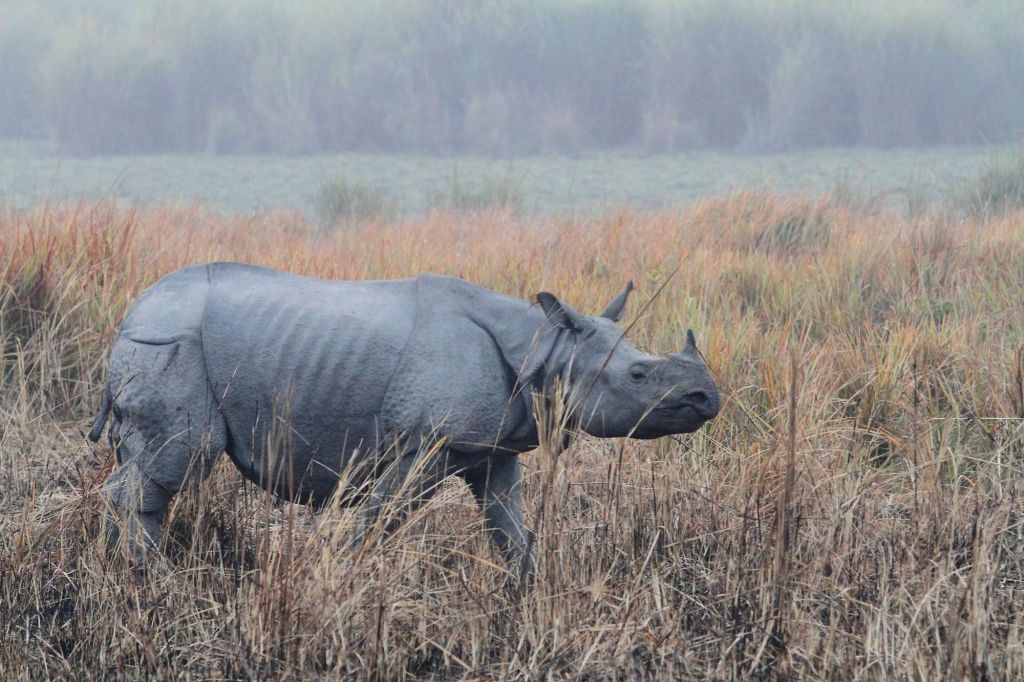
[2,0,1021,156]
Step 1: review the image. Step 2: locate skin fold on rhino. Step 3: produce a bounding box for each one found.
[89,262,720,572]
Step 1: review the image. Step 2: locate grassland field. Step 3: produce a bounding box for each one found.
[0,141,1010,218]
[1,190,1024,678]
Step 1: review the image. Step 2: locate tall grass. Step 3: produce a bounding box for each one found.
[428,166,525,214]
[315,175,394,228]
[958,152,1024,218]
[2,196,1024,677]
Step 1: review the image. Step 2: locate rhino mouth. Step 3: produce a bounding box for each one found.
[577,390,719,439]
[652,391,716,416]
[628,405,710,439]
[626,391,718,439]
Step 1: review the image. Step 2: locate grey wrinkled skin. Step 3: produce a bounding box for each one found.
[90,262,720,570]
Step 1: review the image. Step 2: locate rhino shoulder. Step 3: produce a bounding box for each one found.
[374,273,539,450]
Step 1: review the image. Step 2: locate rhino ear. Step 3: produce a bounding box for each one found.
[536,292,588,331]
[600,281,634,322]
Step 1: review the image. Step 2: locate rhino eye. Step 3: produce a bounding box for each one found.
[629,364,649,382]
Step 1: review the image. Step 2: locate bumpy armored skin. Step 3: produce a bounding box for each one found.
[91,262,720,567]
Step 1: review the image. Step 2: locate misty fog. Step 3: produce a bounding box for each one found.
[2,0,1022,157]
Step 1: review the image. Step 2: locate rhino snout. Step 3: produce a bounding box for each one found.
[683,388,720,420]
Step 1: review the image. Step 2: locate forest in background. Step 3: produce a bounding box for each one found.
[1,0,1022,156]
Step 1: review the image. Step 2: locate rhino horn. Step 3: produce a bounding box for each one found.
[672,329,702,362]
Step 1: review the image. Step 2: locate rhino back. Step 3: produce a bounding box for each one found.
[200,263,417,492]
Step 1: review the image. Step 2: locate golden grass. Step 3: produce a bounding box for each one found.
[2,196,1024,678]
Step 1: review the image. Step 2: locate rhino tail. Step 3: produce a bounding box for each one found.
[88,386,112,443]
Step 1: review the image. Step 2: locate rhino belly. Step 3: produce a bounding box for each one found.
[201,272,416,502]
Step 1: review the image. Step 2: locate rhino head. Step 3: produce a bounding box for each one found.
[526,283,720,439]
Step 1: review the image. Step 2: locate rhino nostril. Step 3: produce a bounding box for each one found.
[685,391,709,406]
[684,390,718,417]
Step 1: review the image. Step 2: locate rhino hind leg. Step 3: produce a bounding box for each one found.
[103,459,173,561]
[101,337,227,561]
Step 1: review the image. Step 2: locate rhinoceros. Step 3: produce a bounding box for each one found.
[88,262,720,569]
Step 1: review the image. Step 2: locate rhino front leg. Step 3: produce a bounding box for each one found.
[462,455,533,578]
[352,451,444,549]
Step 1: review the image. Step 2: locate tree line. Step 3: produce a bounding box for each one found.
[2,0,1021,155]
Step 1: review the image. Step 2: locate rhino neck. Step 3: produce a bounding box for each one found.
[461,292,579,452]
[463,294,570,398]
[493,312,581,452]
[529,332,583,451]
[506,310,578,395]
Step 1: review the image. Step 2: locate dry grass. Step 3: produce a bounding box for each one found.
[2,196,1024,679]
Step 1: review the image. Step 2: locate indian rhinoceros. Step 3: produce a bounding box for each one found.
[88,262,720,569]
